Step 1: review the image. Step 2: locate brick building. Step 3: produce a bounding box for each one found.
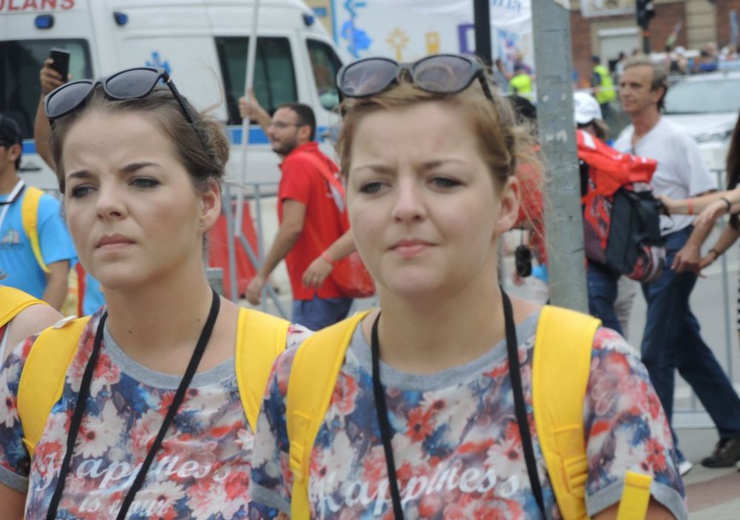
[571,0,740,84]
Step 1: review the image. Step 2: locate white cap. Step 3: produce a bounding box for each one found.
[573,92,602,125]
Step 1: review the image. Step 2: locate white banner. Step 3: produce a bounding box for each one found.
[366,0,531,30]
[333,0,533,64]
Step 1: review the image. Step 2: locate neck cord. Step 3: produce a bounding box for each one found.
[371,290,546,519]
[0,180,25,232]
[371,313,405,520]
[0,179,24,204]
[502,290,546,518]
[46,289,221,520]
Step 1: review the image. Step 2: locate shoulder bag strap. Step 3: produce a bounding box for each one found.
[294,151,345,198]
[21,186,50,274]
[287,310,370,518]
[17,316,90,457]
[0,286,45,329]
[235,307,290,432]
[532,305,599,519]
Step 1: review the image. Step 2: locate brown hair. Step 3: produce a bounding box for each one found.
[335,75,538,190]
[622,56,669,111]
[49,86,229,194]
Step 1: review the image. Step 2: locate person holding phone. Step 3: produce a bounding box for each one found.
[33,52,106,315]
[35,54,68,168]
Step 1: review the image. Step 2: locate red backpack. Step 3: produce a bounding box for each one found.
[578,130,666,283]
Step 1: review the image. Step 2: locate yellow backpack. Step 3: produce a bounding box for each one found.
[16,307,289,458]
[0,286,45,329]
[20,186,80,317]
[285,306,653,520]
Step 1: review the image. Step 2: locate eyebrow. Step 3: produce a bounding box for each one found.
[421,159,466,170]
[66,162,162,181]
[120,161,162,173]
[351,158,467,175]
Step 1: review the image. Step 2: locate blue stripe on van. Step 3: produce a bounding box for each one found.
[226,126,332,146]
[22,131,271,154]
[22,126,331,153]
[228,127,270,145]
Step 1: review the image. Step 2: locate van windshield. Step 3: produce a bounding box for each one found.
[0,39,92,139]
[307,39,342,111]
[217,37,298,125]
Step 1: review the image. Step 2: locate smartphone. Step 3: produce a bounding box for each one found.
[49,48,70,82]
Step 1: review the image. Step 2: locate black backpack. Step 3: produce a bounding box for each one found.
[604,186,666,282]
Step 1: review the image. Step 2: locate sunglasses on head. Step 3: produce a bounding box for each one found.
[44,67,208,150]
[336,54,495,102]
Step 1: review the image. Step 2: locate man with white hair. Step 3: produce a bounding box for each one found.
[615,56,740,473]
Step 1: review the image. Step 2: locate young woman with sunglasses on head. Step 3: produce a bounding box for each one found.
[0,67,311,519]
[249,56,687,518]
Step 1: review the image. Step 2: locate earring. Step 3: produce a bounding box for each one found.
[199,220,205,228]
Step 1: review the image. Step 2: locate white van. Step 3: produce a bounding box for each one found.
[1,0,346,189]
[1,0,347,302]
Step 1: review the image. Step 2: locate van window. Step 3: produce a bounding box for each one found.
[216,37,297,125]
[0,40,92,139]
[307,40,342,111]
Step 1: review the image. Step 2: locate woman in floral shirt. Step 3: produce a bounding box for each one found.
[0,69,310,519]
[249,55,687,519]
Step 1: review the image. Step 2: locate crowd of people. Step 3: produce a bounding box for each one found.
[0,47,739,519]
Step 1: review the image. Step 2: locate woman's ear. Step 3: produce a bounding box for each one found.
[199,179,222,231]
[495,175,521,236]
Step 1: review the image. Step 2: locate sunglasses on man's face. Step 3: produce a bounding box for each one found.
[336,54,495,102]
[44,67,207,151]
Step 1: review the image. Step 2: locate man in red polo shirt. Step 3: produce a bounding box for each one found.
[245,103,353,330]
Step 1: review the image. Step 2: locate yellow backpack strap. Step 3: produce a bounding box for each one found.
[532,305,600,520]
[616,471,653,520]
[287,310,370,519]
[20,186,50,274]
[0,287,44,328]
[234,307,290,432]
[17,316,90,458]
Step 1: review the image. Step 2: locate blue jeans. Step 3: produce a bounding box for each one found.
[641,226,740,443]
[587,261,623,335]
[292,295,352,331]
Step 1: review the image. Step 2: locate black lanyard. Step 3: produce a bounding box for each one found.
[371,289,546,519]
[46,289,220,520]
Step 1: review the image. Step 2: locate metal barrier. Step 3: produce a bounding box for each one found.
[219,181,289,318]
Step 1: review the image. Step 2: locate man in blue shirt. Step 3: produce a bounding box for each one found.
[0,114,76,310]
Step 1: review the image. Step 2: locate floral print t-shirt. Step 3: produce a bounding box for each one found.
[0,309,312,519]
[250,313,687,519]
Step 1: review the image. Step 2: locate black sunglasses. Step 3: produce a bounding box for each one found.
[44,67,207,150]
[336,54,494,102]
